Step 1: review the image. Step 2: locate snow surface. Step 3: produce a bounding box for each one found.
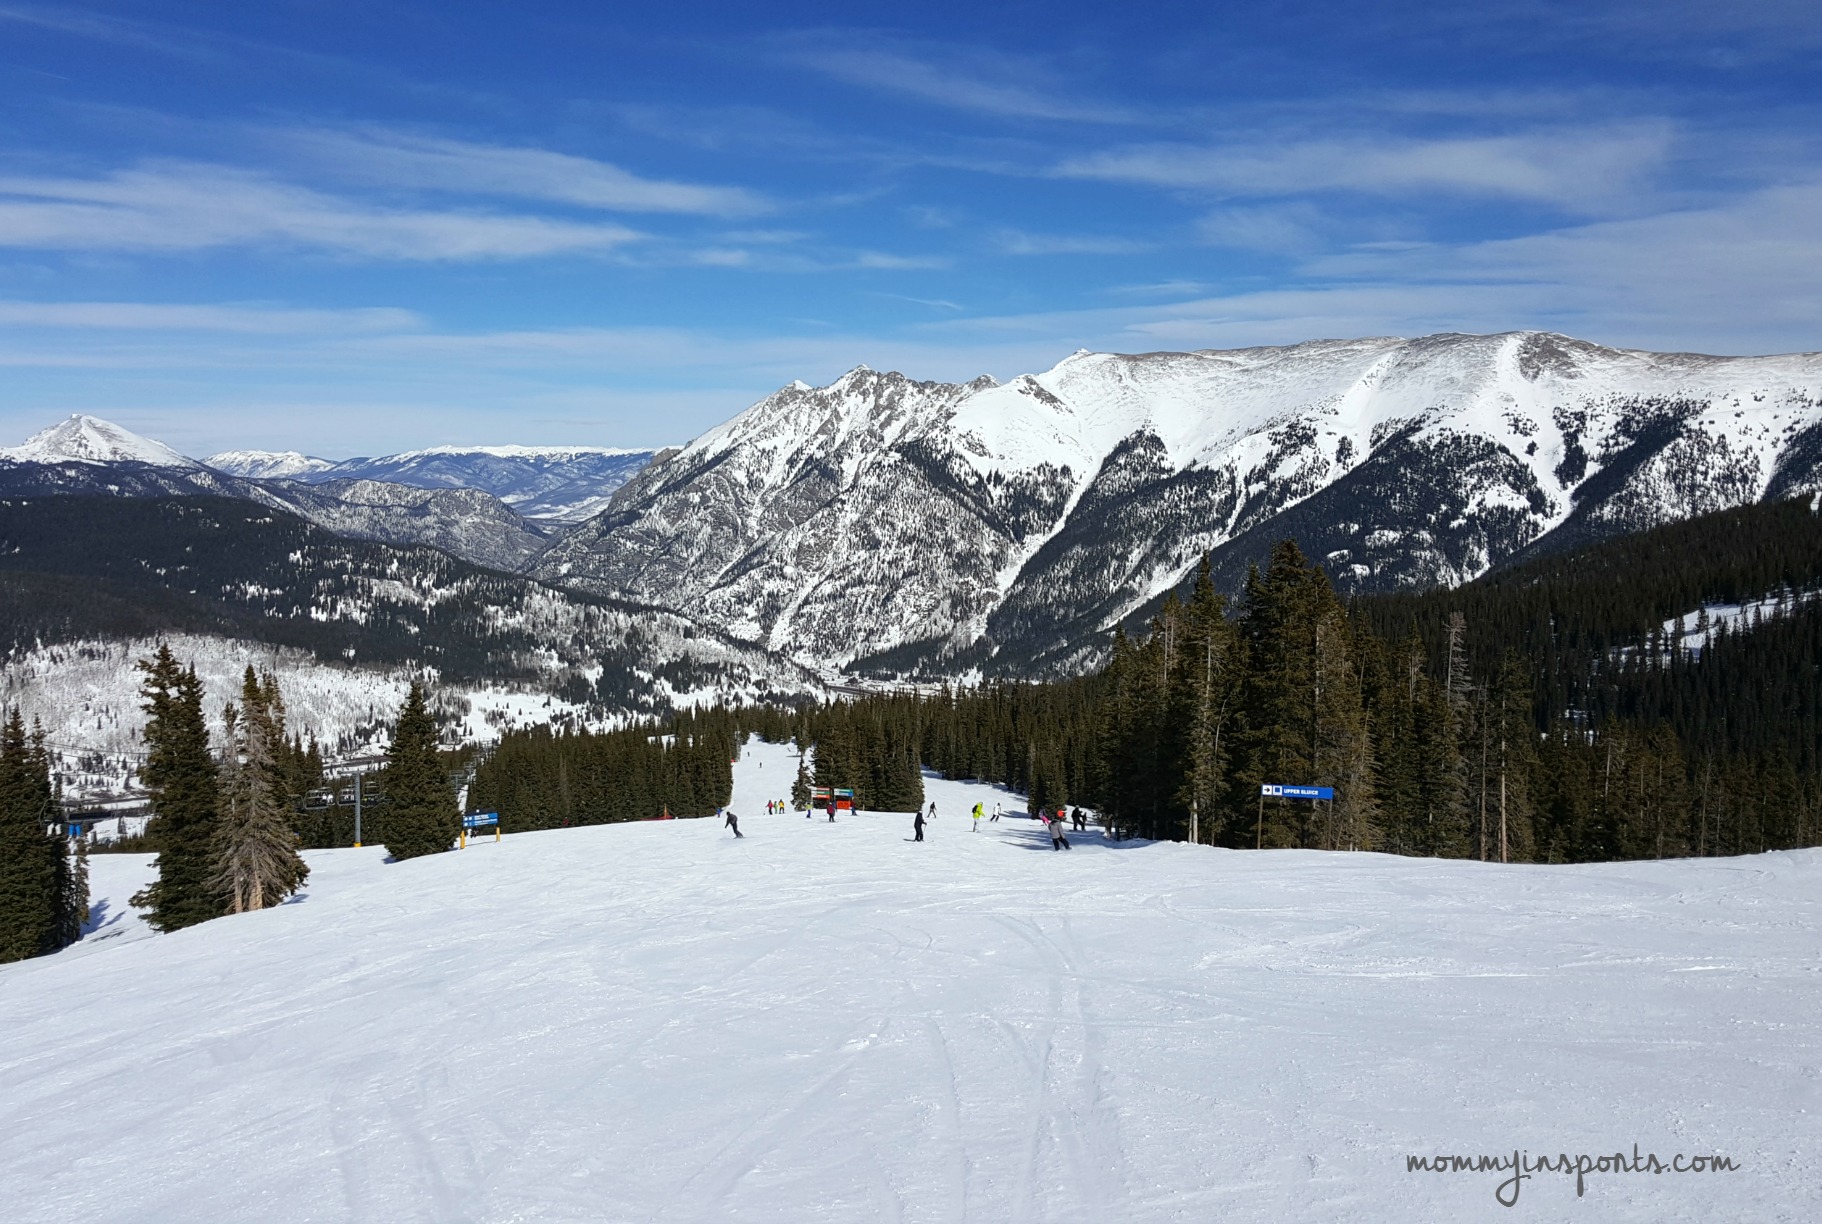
[1655,589,1821,658]
[4,736,1816,1222]
[204,449,336,479]
[0,414,197,468]
[1,634,642,802]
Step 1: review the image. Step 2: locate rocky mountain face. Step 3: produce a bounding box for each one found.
[539,331,1822,676]
[208,445,660,522]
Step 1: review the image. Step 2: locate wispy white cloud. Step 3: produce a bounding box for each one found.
[0,3,215,60]
[1058,122,1676,213]
[1196,203,1328,254]
[0,299,422,332]
[991,228,1151,256]
[777,36,1143,125]
[278,127,770,217]
[0,162,644,259]
[850,250,950,270]
[6,176,1818,456]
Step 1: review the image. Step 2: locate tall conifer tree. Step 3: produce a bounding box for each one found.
[383,682,458,860]
[0,710,67,961]
[214,668,310,911]
[131,647,224,931]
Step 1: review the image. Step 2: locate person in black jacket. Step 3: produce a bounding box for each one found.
[724,810,742,838]
[913,809,925,841]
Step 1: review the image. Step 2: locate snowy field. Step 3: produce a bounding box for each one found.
[2,737,1817,1223]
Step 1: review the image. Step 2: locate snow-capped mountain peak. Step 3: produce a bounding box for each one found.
[205,449,335,479]
[2,414,198,468]
[536,330,1822,676]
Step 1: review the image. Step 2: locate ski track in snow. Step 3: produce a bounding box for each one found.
[3,737,1819,1223]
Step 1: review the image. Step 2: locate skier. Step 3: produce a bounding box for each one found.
[725,809,743,838]
[827,797,837,822]
[913,808,925,842]
[1071,806,1085,832]
[990,803,1001,822]
[1056,806,1072,849]
[928,800,937,821]
[971,802,983,832]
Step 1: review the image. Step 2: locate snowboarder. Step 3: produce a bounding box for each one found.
[928,800,937,820]
[1046,810,1070,850]
[827,798,837,822]
[725,810,743,838]
[971,802,983,831]
[913,809,925,841]
[1071,806,1085,832]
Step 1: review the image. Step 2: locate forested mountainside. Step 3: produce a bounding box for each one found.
[1361,495,1822,766]
[471,497,1822,863]
[0,495,815,715]
[0,458,551,573]
[542,331,1822,678]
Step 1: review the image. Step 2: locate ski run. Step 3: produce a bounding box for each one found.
[2,736,1815,1223]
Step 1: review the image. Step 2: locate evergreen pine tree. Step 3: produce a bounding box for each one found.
[0,710,64,961]
[130,648,224,931]
[791,748,812,810]
[1171,557,1240,843]
[214,668,311,911]
[382,682,459,860]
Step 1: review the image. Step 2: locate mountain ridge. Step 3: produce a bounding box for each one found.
[539,330,1822,675]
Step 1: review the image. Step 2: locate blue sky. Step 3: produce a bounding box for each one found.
[1,1,1819,456]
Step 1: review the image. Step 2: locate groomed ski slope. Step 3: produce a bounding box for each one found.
[3,737,1817,1223]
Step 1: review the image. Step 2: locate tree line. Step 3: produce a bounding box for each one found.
[460,501,1821,864]
[466,707,744,830]
[122,647,459,937]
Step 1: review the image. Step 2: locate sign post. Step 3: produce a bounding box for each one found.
[808,787,856,814]
[460,811,499,848]
[1256,783,1336,849]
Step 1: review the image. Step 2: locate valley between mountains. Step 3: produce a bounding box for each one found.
[4,329,1821,781]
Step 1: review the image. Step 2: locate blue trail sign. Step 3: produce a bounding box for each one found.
[463,811,499,829]
[1260,784,1335,800]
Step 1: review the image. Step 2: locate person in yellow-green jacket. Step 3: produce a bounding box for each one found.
[971,802,983,831]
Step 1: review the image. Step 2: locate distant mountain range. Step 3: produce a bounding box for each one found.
[0,416,663,572]
[206,445,661,523]
[9,330,1822,683]
[540,331,1822,675]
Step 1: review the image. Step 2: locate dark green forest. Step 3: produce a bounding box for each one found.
[0,495,789,714]
[468,498,1822,863]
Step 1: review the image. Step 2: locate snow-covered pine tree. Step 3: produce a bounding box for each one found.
[213,668,310,912]
[130,647,225,931]
[0,710,66,961]
[382,682,459,860]
[59,821,89,949]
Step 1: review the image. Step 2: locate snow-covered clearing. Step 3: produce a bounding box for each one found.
[3,737,1816,1222]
